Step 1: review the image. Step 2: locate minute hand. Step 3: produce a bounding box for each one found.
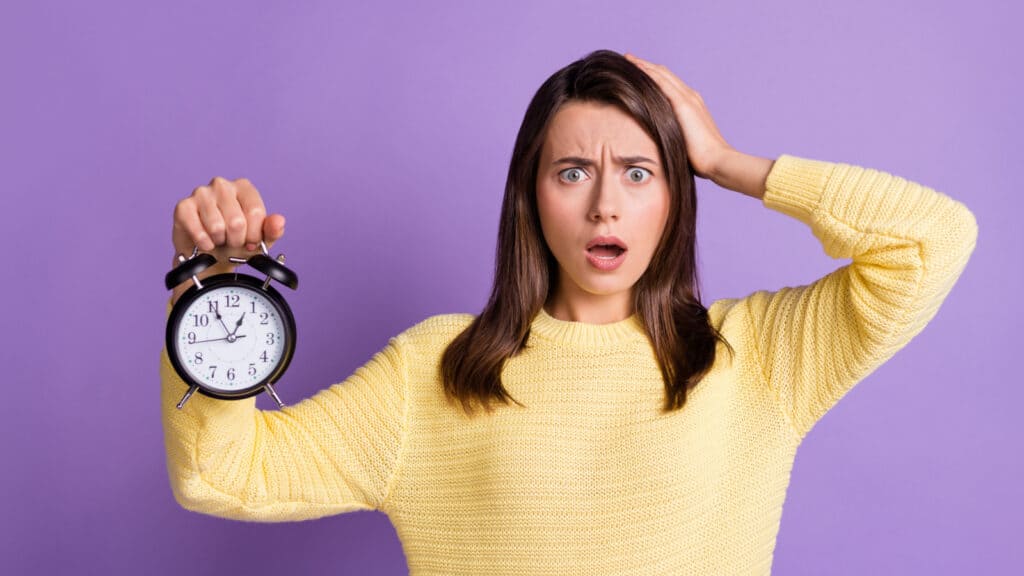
[191,335,248,344]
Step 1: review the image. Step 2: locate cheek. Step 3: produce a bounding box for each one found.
[536,188,575,248]
[637,191,671,253]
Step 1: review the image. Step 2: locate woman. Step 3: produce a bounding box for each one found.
[162,49,977,574]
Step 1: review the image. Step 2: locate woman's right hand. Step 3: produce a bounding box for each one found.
[169,176,286,305]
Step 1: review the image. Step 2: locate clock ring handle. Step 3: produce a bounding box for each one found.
[164,246,218,290]
[247,241,299,290]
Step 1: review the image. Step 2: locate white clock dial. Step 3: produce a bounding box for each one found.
[174,285,287,393]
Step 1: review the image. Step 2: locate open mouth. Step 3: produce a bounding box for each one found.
[587,244,627,260]
[584,236,628,269]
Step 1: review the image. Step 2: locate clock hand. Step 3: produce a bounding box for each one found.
[230,312,246,336]
[191,335,248,344]
[213,307,231,335]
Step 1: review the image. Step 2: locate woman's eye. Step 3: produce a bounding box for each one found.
[558,168,589,183]
[627,167,652,183]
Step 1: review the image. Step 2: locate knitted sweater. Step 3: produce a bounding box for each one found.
[160,154,978,575]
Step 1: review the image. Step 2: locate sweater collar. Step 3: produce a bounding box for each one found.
[529,307,647,346]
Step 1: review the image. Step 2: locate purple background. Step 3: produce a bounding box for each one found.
[2,0,1018,574]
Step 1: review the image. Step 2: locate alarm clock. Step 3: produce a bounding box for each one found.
[164,241,298,410]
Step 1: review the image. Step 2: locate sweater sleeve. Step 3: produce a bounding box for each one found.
[160,299,410,521]
[744,154,978,441]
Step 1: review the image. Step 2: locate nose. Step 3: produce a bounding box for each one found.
[588,174,620,222]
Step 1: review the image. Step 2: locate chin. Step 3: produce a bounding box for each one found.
[578,276,638,296]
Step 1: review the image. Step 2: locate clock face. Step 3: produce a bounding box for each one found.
[173,285,289,393]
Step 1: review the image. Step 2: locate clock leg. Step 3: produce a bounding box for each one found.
[176,385,198,410]
[264,384,285,408]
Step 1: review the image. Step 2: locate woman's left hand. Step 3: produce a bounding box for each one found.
[625,53,733,180]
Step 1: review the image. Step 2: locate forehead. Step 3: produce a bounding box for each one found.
[541,100,658,157]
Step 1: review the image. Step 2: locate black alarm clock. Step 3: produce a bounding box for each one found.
[164,241,298,410]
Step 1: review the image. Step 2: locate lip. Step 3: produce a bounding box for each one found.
[585,247,627,271]
[586,235,628,251]
[584,235,628,271]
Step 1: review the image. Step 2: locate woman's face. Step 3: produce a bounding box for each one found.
[536,100,671,320]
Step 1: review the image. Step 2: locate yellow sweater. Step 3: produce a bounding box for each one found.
[160,154,977,575]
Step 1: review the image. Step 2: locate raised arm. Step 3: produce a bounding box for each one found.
[622,53,977,441]
[734,153,978,440]
[161,300,410,521]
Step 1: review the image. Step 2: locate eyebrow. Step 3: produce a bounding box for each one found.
[552,155,659,167]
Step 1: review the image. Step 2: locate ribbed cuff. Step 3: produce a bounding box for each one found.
[762,154,836,225]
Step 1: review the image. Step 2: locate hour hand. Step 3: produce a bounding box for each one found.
[231,312,246,336]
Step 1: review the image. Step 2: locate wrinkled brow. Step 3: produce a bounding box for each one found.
[552,155,658,167]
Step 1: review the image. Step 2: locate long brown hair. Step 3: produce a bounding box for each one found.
[440,49,734,417]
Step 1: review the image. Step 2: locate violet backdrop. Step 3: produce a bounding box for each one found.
[1,0,1019,574]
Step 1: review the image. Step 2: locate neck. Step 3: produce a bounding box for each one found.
[544,285,635,325]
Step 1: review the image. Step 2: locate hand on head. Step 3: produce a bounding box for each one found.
[624,52,734,180]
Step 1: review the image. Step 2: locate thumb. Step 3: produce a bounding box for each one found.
[263,214,286,247]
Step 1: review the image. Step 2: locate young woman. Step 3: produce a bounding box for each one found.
[162,50,977,574]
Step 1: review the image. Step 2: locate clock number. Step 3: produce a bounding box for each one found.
[248,363,257,376]
[226,368,235,381]
[224,294,240,308]
[187,332,197,344]
[260,350,269,363]
[260,312,269,325]
[208,365,217,379]
[208,300,219,313]
[250,300,257,313]
[192,314,209,327]
[266,333,275,345]
[194,352,203,364]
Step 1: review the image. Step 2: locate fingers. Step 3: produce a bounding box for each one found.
[624,53,730,179]
[625,53,704,106]
[172,176,283,259]
[207,177,246,250]
[172,197,212,253]
[234,178,267,251]
[195,183,227,248]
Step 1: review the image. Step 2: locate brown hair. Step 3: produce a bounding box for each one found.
[440,49,734,417]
